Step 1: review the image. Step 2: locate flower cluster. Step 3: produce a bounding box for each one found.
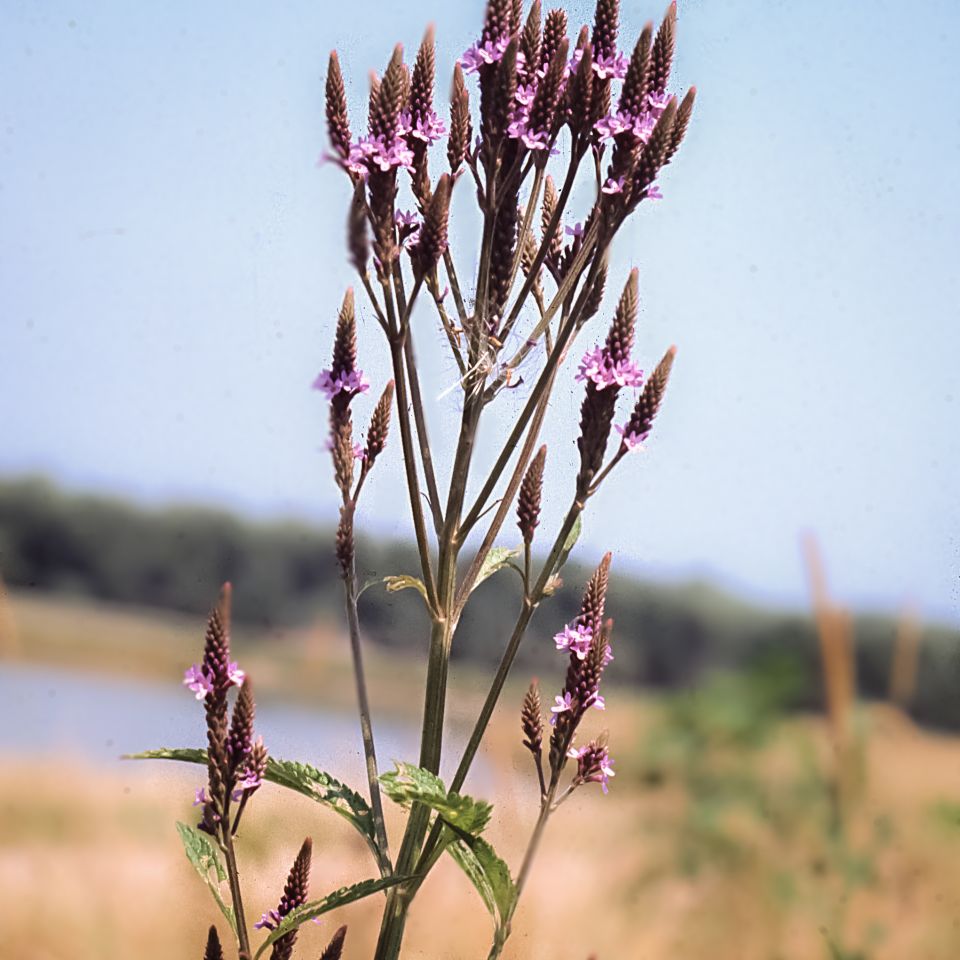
[568,736,616,793]
[576,344,643,390]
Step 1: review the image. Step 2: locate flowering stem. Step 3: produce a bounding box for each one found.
[344,556,393,876]
[220,825,252,959]
[382,285,438,608]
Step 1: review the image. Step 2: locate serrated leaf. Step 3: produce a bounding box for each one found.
[128,749,383,869]
[471,546,522,594]
[175,821,237,935]
[380,762,492,836]
[555,514,582,573]
[382,575,428,601]
[446,834,515,936]
[254,876,406,958]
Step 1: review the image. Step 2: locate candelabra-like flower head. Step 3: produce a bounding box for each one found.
[257,837,313,960]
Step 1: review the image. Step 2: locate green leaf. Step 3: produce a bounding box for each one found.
[127,749,382,868]
[380,762,492,837]
[382,575,429,602]
[446,834,515,936]
[175,821,237,935]
[254,876,407,958]
[471,546,522,594]
[555,514,582,573]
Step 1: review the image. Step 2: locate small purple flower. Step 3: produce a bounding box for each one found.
[593,52,628,80]
[183,664,213,700]
[576,346,644,390]
[554,623,594,660]
[192,787,209,807]
[568,742,616,793]
[227,662,245,687]
[515,83,537,107]
[645,185,663,201]
[593,112,631,140]
[601,176,625,195]
[231,769,263,802]
[647,90,673,114]
[508,116,551,150]
[565,222,585,239]
[312,368,370,400]
[616,423,649,451]
[400,109,447,145]
[255,910,282,931]
[549,692,574,725]
[459,36,510,74]
[395,209,418,229]
[352,442,366,461]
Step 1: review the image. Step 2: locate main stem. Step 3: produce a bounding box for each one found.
[221,826,252,960]
[344,563,392,876]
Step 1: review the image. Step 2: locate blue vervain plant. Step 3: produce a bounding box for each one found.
[130,1,694,956]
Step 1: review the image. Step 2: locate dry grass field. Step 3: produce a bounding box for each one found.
[3,590,960,959]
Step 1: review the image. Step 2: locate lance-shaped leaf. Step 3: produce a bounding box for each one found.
[380,762,492,836]
[176,822,237,936]
[446,833,515,939]
[254,876,407,958]
[382,574,429,602]
[128,749,383,869]
[471,546,523,594]
[555,514,582,573]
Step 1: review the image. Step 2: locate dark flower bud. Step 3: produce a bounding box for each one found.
[629,95,677,201]
[416,173,451,275]
[591,0,620,62]
[265,838,313,960]
[521,680,544,755]
[663,86,696,166]
[204,925,224,960]
[579,554,612,638]
[567,29,593,137]
[618,23,652,120]
[580,259,608,324]
[364,381,395,465]
[448,64,472,174]
[325,51,352,162]
[651,1,677,95]
[371,45,406,144]
[619,345,676,451]
[320,926,348,960]
[541,174,563,272]
[520,1,543,83]
[604,268,639,365]
[227,678,255,774]
[541,9,568,77]
[517,445,546,544]
[528,38,568,140]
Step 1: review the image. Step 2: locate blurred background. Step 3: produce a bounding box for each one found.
[1,0,959,958]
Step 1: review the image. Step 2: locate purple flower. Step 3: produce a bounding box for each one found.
[400,109,447,145]
[459,36,510,74]
[183,664,213,700]
[344,135,415,178]
[594,113,631,140]
[507,116,551,151]
[593,52,628,80]
[601,176,626,195]
[227,662,245,687]
[394,209,418,228]
[554,623,594,660]
[616,423,649,451]
[645,185,663,201]
[515,83,537,107]
[231,769,263,802]
[576,346,644,390]
[549,692,574,725]
[568,742,616,793]
[312,368,370,400]
[192,787,209,807]
[255,910,282,931]
[565,222,585,239]
[352,442,366,461]
[647,90,673,113]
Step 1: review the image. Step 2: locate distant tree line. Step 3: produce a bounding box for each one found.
[1,475,957,729]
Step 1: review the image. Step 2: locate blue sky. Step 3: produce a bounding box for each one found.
[1,0,958,623]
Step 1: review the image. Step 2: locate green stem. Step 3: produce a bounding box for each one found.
[343,558,392,876]
[221,826,252,959]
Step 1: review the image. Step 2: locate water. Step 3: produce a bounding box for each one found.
[0,661,429,781]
